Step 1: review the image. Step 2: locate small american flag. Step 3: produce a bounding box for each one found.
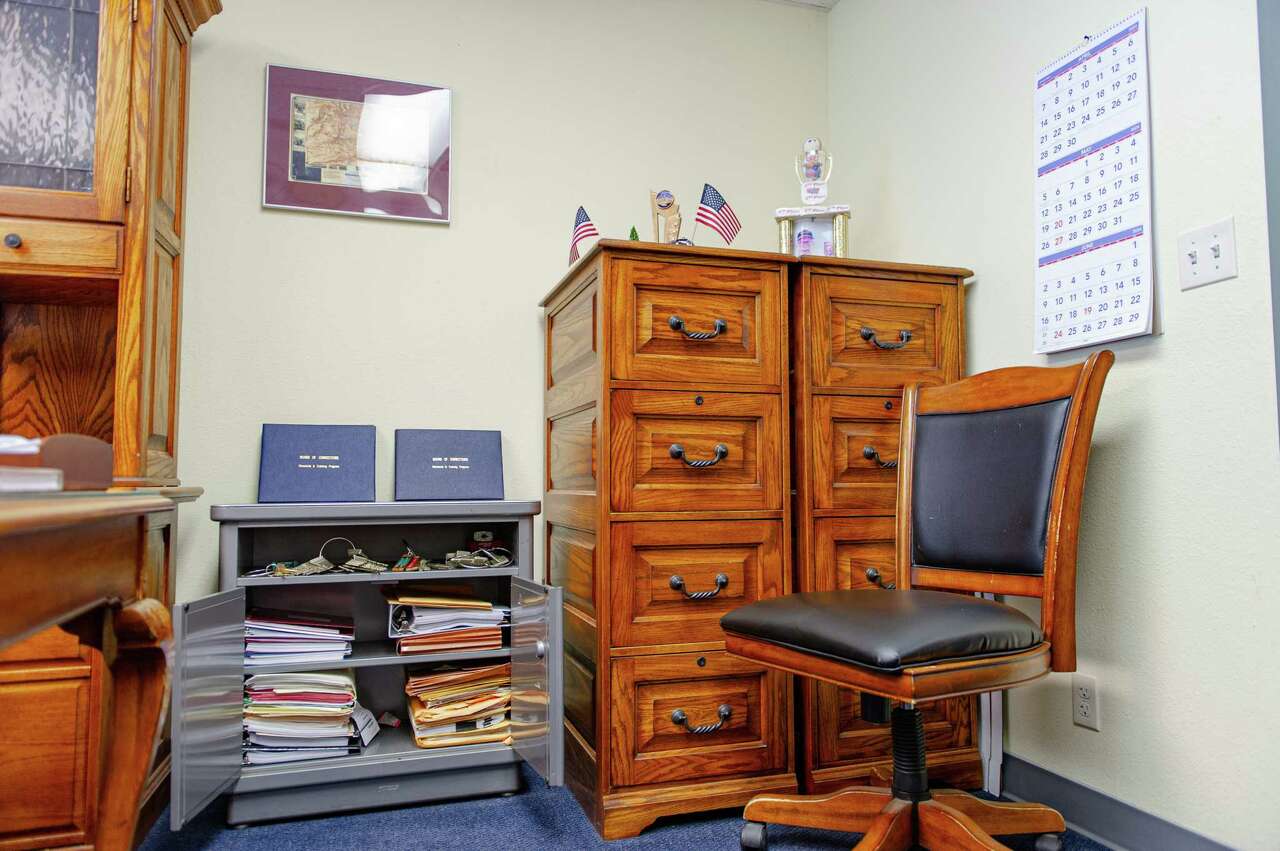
[568,206,599,263]
[695,183,741,244]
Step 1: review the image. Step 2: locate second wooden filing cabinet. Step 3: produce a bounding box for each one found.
[789,256,980,793]
[542,241,797,839]
[542,243,976,839]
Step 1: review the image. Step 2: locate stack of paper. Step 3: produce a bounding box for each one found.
[386,592,508,655]
[245,609,354,666]
[242,670,376,764]
[404,662,512,749]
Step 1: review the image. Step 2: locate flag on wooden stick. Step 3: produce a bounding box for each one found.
[568,206,599,264]
[694,184,741,244]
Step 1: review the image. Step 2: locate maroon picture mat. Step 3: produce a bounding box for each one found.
[264,65,450,221]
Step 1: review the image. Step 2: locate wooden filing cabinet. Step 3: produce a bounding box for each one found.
[542,240,797,839]
[790,256,981,793]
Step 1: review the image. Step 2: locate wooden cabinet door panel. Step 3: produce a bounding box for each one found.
[0,676,96,845]
[609,519,784,648]
[809,276,959,390]
[0,1,131,223]
[813,396,901,513]
[610,390,783,513]
[611,258,784,387]
[610,651,789,787]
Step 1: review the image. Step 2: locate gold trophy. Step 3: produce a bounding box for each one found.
[650,189,682,243]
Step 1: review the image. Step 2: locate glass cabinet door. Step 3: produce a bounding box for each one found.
[0,0,131,222]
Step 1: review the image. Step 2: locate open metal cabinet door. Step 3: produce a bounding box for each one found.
[170,588,245,830]
[510,577,564,786]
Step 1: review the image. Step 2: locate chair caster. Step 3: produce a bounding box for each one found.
[1035,834,1062,851]
[740,820,768,850]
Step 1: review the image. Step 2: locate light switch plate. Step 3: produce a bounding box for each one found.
[1177,217,1238,290]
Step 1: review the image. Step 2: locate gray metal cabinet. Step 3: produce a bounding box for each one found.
[169,501,562,828]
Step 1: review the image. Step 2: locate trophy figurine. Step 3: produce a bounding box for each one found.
[795,137,833,205]
[650,189,682,243]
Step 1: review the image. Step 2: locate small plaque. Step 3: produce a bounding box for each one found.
[258,424,376,503]
[394,429,504,501]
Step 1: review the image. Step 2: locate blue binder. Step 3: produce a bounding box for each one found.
[258,424,376,503]
[394,429,503,501]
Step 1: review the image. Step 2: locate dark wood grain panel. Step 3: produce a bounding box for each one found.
[564,645,597,751]
[609,390,783,513]
[548,281,597,391]
[610,650,789,788]
[812,395,901,512]
[0,303,117,442]
[548,407,596,494]
[548,524,595,616]
[609,519,784,648]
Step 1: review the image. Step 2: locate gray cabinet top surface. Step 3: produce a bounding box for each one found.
[210,500,541,522]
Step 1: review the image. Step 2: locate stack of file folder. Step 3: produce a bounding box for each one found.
[242,670,376,764]
[386,591,508,655]
[404,662,512,749]
[244,609,354,667]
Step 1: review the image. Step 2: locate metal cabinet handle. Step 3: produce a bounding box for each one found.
[865,567,896,590]
[862,445,897,469]
[3,233,21,249]
[669,443,728,468]
[669,315,727,340]
[671,704,732,734]
[669,572,729,600]
[860,325,912,350]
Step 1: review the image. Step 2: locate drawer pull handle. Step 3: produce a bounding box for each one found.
[860,325,912,350]
[865,567,896,590]
[862,445,897,469]
[669,442,728,468]
[671,704,732,734]
[669,572,729,600]
[669,315,728,340]
[3,233,21,249]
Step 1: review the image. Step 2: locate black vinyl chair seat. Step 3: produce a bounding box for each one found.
[720,589,1043,673]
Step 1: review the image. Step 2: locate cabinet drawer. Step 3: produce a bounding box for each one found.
[813,395,901,512]
[609,650,789,787]
[611,258,784,387]
[610,519,785,648]
[814,516,898,592]
[609,390,784,513]
[0,216,122,275]
[810,275,959,389]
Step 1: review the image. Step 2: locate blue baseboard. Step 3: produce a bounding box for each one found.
[1002,753,1233,851]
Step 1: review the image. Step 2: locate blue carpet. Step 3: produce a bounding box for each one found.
[143,765,1109,850]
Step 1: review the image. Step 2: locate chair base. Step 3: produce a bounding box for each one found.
[741,788,1066,850]
[738,706,1066,850]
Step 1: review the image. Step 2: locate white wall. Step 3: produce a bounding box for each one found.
[177,0,828,600]
[827,1,1280,848]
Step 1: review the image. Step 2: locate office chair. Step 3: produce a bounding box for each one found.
[721,351,1114,851]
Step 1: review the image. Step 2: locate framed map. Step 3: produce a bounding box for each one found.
[263,65,451,222]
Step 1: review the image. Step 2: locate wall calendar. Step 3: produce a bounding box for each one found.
[1035,9,1153,354]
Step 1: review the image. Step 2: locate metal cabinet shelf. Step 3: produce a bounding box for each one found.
[169,500,562,830]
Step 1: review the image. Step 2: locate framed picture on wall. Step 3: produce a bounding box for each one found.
[262,64,451,223]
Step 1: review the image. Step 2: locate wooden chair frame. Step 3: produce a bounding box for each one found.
[725,351,1115,850]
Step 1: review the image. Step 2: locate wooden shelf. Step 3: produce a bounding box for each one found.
[235,566,520,587]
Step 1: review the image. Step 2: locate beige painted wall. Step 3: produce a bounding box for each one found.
[176,0,828,600]
[827,1,1280,847]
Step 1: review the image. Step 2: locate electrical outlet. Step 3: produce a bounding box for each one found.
[1177,217,1238,290]
[1071,673,1100,731]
